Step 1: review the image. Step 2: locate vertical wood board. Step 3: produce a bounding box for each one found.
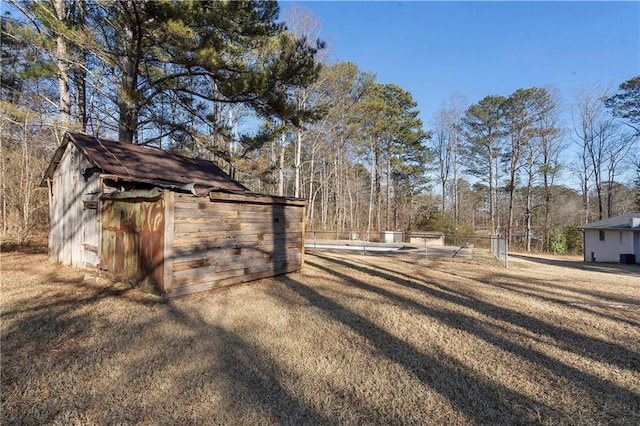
[100,196,165,292]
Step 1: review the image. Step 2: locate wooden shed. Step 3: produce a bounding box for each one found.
[41,132,306,297]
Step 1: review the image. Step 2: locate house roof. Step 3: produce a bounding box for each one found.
[41,132,248,192]
[578,212,640,231]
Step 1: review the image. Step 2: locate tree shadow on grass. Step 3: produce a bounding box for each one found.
[275,273,557,425]
[139,302,330,425]
[478,275,640,328]
[322,253,640,371]
[1,262,329,425]
[304,253,640,422]
[509,253,640,276]
[372,255,640,328]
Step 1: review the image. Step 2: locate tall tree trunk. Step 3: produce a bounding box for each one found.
[593,162,603,220]
[306,146,316,225]
[581,142,591,224]
[118,0,141,143]
[277,132,286,196]
[542,150,551,250]
[0,132,6,236]
[53,0,71,128]
[507,173,516,243]
[507,136,520,243]
[333,151,340,233]
[452,130,460,224]
[72,0,88,131]
[386,153,391,230]
[525,155,535,252]
[374,137,381,233]
[526,187,532,252]
[294,130,302,197]
[75,61,87,131]
[367,136,375,239]
[489,149,496,235]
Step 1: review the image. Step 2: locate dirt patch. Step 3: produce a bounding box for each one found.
[2,249,639,425]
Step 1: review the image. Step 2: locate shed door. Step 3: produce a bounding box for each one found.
[82,194,100,267]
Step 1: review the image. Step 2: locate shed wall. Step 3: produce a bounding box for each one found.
[49,143,100,267]
[167,192,305,297]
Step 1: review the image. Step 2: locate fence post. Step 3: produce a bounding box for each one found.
[362,231,367,255]
[504,237,509,268]
[425,237,428,260]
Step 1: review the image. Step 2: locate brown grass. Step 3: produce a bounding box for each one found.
[1,248,639,425]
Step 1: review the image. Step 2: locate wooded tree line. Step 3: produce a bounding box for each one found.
[431,82,639,251]
[1,1,639,252]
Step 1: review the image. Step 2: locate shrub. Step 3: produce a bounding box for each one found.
[549,229,567,255]
[563,225,583,254]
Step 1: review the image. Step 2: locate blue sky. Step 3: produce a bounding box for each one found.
[281,1,640,126]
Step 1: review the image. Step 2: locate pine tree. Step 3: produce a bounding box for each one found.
[606,76,640,136]
[11,0,325,153]
[461,95,507,235]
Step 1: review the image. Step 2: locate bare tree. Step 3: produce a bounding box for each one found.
[283,5,326,198]
[536,86,565,250]
[573,83,638,220]
[605,131,636,217]
[431,94,467,217]
[572,84,613,221]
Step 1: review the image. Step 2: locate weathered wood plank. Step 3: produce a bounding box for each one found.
[171,260,302,290]
[174,221,243,234]
[174,208,235,219]
[173,214,300,225]
[173,250,302,273]
[208,191,307,206]
[164,263,299,298]
[163,191,175,293]
[175,204,304,220]
[173,220,303,235]
[173,237,302,251]
[175,193,306,207]
[173,256,302,286]
[176,200,273,212]
[173,240,303,261]
[173,231,301,248]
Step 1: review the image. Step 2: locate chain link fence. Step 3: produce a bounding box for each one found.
[490,235,509,267]
[305,230,509,267]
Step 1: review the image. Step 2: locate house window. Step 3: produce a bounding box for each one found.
[599,230,605,241]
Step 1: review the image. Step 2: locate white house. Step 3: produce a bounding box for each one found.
[578,212,640,264]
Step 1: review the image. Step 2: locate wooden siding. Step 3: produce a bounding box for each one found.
[48,143,100,267]
[166,193,306,297]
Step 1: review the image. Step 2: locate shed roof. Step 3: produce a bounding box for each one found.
[41,132,248,192]
[578,212,640,230]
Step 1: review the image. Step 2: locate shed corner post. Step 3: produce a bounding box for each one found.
[46,177,54,260]
[162,191,175,294]
[301,203,306,269]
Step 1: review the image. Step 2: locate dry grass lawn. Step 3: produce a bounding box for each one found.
[1,247,639,425]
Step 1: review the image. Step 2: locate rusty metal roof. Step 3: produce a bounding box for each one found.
[41,132,248,191]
